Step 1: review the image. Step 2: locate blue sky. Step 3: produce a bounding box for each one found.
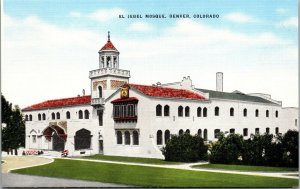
[2,0,298,108]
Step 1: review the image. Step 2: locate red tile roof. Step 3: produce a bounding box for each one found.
[100,41,118,51]
[111,97,139,103]
[22,95,91,111]
[128,84,206,100]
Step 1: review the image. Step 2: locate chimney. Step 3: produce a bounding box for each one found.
[216,72,223,92]
[82,89,85,96]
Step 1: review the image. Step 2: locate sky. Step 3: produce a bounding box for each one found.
[2,0,298,108]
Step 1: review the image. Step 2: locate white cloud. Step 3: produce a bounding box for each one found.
[69,11,81,18]
[224,12,255,23]
[277,16,298,28]
[275,8,288,14]
[127,22,153,32]
[88,8,126,22]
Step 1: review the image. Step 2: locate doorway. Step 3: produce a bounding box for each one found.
[52,132,65,151]
[99,140,103,154]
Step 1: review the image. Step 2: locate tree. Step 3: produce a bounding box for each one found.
[1,94,25,153]
[282,130,298,167]
[162,133,208,162]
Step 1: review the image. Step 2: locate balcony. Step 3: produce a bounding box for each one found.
[91,98,105,106]
[89,68,130,79]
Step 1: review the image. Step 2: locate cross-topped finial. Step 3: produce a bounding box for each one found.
[108,31,110,42]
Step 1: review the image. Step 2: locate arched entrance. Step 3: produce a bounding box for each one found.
[43,125,67,151]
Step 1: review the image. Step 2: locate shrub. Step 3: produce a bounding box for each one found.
[161,133,208,162]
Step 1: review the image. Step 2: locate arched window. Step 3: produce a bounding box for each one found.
[243,128,248,136]
[186,129,190,134]
[203,107,207,117]
[275,110,278,118]
[84,110,89,119]
[66,111,71,119]
[214,107,219,116]
[38,114,41,121]
[29,114,32,121]
[185,106,190,117]
[116,131,122,144]
[204,129,208,140]
[178,106,183,117]
[230,108,234,116]
[25,115,28,121]
[179,129,184,136]
[133,131,139,145]
[156,104,162,116]
[164,105,170,116]
[230,128,235,134]
[164,130,170,144]
[255,128,260,134]
[42,113,46,120]
[98,86,102,98]
[125,131,130,145]
[275,127,279,135]
[266,127,270,134]
[243,108,247,117]
[255,109,259,117]
[197,129,202,137]
[75,129,91,150]
[78,110,83,119]
[51,113,55,120]
[56,112,60,120]
[157,130,162,145]
[266,110,269,117]
[214,129,221,138]
[197,107,202,117]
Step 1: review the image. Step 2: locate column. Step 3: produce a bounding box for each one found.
[111,55,113,68]
[104,56,107,68]
[122,131,125,145]
[130,131,133,145]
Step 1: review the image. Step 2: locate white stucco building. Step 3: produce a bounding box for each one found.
[23,33,299,158]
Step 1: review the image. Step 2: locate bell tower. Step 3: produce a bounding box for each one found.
[89,32,130,106]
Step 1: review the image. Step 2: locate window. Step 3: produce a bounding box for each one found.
[255,128,260,134]
[186,129,190,134]
[243,128,248,136]
[179,129,184,135]
[98,86,102,98]
[56,112,60,120]
[243,108,247,117]
[98,110,103,126]
[32,135,36,143]
[164,105,170,116]
[185,106,190,117]
[178,106,183,117]
[157,130,162,145]
[156,104,162,116]
[125,131,131,145]
[133,131,139,145]
[42,113,46,120]
[230,128,235,134]
[25,115,28,121]
[51,113,55,120]
[66,111,71,119]
[214,107,219,116]
[266,110,269,117]
[266,127,270,134]
[38,114,41,121]
[295,119,298,126]
[29,114,32,121]
[74,129,91,150]
[84,110,89,119]
[275,127,279,135]
[197,129,202,138]
[275,110,278,118]
[255,109,259,117]
[112,101,138,122]
[78,110,83,119]
[203,107,207,117]
[204,129,208,140]
[230,108,234,116]
[164,130,170,144]
[214,129,220,138]
[197,107,202,117]
[117,131,122,144]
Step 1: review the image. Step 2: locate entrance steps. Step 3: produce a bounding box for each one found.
[41,150,62,157]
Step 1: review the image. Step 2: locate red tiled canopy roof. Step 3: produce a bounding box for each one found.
[128,84,206,100]
[23,95,91,111]
[100,41,118,51]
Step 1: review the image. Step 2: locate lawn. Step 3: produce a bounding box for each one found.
[192,164,299,172]
[12,159,298,188]
[80,154,181,164]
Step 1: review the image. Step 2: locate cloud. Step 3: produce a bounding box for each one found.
[224,12,255,23]
[69,11,81,18]
[277,16,298,28]
[127,22,153,32]
[88,8,126,22]
[275,8,288,14]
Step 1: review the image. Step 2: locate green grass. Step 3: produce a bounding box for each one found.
[12,159,298,187]
[80,154,181,164]
[192,164,299,172]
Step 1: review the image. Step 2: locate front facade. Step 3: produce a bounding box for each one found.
[23,34,299,158]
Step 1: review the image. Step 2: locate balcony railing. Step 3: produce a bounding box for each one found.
[91,98,105,106]
[89,68,130,78]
